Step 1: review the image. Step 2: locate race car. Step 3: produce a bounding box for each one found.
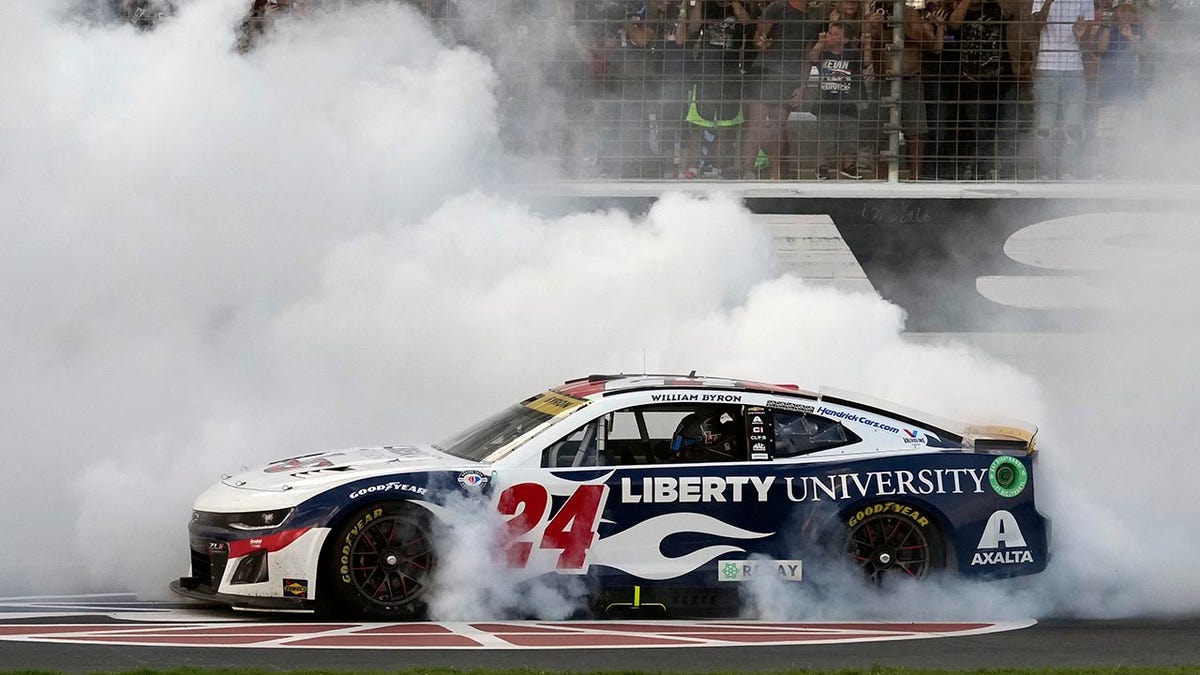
[171,373,1049,619]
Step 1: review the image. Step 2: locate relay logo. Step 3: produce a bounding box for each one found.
[717,559,803,582]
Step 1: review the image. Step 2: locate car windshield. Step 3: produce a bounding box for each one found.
[433,390,589,463]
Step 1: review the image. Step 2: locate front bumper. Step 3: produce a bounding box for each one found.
[179,525,329,608]
[170,577,313,611]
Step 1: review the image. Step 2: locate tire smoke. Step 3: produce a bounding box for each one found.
[2,1,1195,622]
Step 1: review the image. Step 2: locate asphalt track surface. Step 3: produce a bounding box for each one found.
[0,600,1198,671]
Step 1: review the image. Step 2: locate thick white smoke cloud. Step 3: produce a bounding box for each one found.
[2,0,1196,621]
[1009,214,1200,617]
[426,495,589,621]
[2,0,500,594]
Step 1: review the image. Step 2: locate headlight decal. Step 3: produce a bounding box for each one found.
[228,508,294,530]
[192,508,295,530]
[227,526,312,558]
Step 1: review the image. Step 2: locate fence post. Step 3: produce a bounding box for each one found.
[888,0,906,182]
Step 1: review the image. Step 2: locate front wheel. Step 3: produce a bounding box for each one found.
[323,502,436,619]
[844,504,944,583]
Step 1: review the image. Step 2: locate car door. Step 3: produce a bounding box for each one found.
[487,400,865,586]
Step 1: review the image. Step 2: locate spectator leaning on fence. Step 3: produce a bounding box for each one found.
[652,0,695,178]
[1030,0,1091,179]
[804,22,872,178]
[679,0,752,178]
[863,0,942,180]
[1089,0,1144,175]
[748,0,825,179]
[951,0,1017,179]
[604,2,668,178]
[921,0,960,180]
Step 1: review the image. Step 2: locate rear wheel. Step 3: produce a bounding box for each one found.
[324,502,435,619]
[844,505,944,582]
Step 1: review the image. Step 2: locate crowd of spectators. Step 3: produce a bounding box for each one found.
[103,0,1188,180]
[551,0,1176,180]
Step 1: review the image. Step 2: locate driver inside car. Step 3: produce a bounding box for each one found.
[669,409,744,462]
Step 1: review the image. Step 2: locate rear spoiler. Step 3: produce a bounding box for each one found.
[963,423,1039,455]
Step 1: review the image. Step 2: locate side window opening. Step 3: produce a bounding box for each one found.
[609,404,745,465]
[773,411,860,457]
[542,402,758,468]
[608,408,681,464]
[542,420,602,468]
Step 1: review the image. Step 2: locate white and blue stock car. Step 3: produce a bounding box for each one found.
[172,374,1048,619]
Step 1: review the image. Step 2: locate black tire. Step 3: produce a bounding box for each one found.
[843,502,945,583]
[323,502,436,620]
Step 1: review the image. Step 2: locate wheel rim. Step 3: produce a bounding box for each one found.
[845,513,932,582]
[345,514,434,607]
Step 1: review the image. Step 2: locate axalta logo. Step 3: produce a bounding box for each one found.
[718,559,803,582]
[972,510,1034,565]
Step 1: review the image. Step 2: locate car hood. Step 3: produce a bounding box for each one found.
[219,444,476,493]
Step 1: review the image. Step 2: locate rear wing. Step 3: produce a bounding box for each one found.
[963,423,1039,455]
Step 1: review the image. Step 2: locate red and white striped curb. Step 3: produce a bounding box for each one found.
[0,619,1035,649]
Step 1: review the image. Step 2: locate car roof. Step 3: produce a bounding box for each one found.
[550,374,1037,453]
[554,373,819,400]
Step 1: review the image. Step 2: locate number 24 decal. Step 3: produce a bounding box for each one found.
[497,483,607,570]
